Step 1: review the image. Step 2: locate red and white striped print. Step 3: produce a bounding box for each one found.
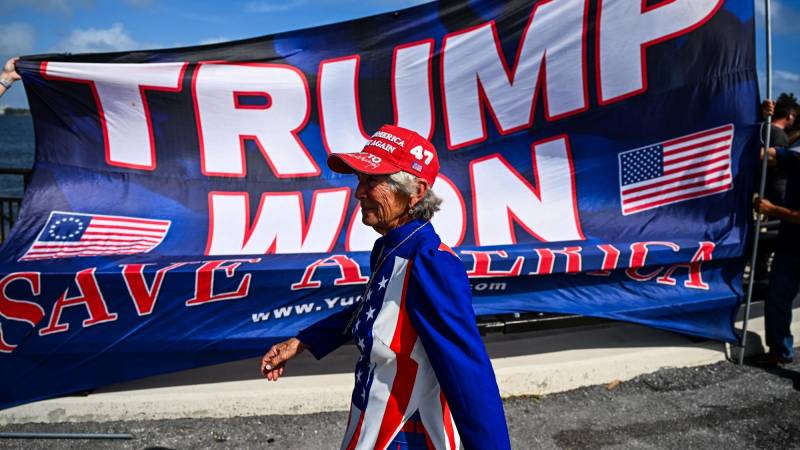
[341,256,461,450]
[20,211,170,261]
[619,124,734,215]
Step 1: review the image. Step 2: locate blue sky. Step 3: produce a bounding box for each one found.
[1,0,798,109]
[0,0,431,108]
[755,0,800,99]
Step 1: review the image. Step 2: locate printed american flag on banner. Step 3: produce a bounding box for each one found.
[20,211,170,261]
[618,124,734,215]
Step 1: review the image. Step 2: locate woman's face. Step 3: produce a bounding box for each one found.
[355,173,410,235]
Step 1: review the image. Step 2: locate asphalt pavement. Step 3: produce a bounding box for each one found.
[1,356,799,449]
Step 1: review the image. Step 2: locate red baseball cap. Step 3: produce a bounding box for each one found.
[326,124,440,186]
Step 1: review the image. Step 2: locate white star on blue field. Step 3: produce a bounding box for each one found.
[621,146,663,186]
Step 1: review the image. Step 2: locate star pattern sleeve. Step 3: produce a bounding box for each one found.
[296,238,383,360]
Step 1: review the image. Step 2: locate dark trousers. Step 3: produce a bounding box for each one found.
[765,249,800,360]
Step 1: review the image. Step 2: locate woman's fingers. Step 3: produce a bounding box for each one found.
[260,338,304,381]
[261,345,281,375]
[263,361,283,380]
[261,339,301,380]
[271,363,286,381]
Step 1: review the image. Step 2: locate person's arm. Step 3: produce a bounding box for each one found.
[296,245,381,359]
[405,246,511,450]
[0,58,20,98]
[260,301,359,381]
[261,337,305,381]
[761,146,778,167]
[263,244,380,375]
[761,142,800,170]
[759,98,782,166]
[295,304,358,359]
[755,196,800,224]
[763,145,800,171]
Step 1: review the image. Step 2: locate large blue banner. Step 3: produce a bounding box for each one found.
[1,0,758,409]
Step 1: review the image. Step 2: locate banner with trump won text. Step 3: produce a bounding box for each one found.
[0,0,759,409]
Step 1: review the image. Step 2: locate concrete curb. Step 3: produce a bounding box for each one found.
[1,303,797,424]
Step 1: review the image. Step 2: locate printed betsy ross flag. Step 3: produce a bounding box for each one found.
[20,211,170,261]
[618,124,734,215]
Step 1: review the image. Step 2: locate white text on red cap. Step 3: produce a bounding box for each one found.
[372,130,406,147]
[366,139,397,154]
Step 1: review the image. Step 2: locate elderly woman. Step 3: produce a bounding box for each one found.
[261,125,511,450]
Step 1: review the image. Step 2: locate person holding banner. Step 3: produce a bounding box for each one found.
[0,57,21,97]
[755,103,800,366]
[762,95,799,201]
[261,125,511,450]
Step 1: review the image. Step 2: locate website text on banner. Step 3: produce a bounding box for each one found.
[0,0,758,410]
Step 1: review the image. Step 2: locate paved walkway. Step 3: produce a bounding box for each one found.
[0,304,798,449]
[1,304,798,424]
[1,354,798,449]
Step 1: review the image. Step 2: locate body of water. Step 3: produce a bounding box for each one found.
[0,115,35,197]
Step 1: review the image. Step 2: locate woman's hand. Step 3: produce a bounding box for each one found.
[260,337,305,381]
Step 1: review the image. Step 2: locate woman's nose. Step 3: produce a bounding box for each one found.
[355,180,367,199]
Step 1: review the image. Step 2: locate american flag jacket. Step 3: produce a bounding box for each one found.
[298,219,511,450]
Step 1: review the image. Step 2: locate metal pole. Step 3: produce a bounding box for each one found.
[0,432,133,440]
[738,0,773,365]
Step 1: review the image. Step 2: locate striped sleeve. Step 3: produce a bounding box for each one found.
[405,246,511,450]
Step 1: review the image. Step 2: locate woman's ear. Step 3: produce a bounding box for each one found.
[410,179,429,208]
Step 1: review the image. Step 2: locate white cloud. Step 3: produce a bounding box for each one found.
[760,68,800,98]
[776,70,800,83]
[775,69,800,97]
[53,23,142,53]
[244,0,306,13]
[197,36,231,45]
[0,22,35,56]
[755,0,800,35]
